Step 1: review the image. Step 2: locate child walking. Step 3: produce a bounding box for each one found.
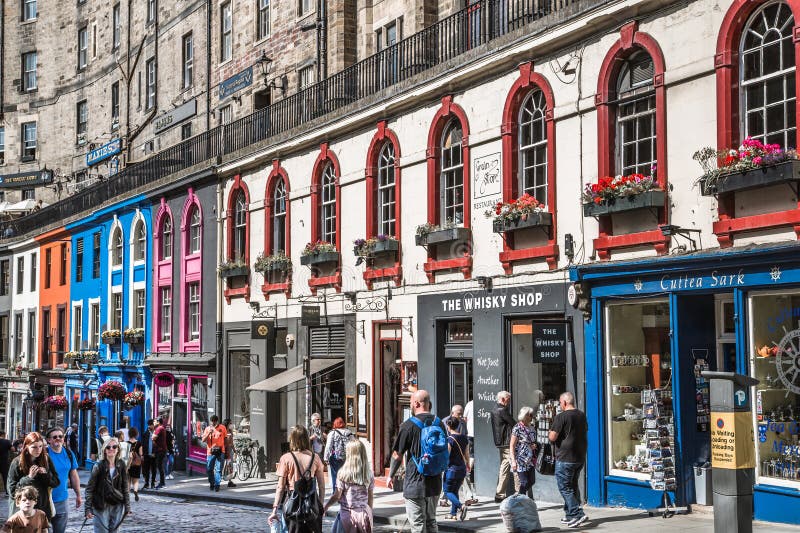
[323,440,374,533]
[2,487,49,532]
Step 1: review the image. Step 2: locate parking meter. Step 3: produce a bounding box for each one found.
[701,371,759,533]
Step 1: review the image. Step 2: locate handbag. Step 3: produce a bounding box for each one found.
[535,442,556,476]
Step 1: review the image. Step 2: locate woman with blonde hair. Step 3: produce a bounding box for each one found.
[323,439,374,533]
[268,425,325,533]
[85,438,130,533]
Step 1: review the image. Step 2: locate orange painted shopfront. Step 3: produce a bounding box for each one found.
[36,227,71,370]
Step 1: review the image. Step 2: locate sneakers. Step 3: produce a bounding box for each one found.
[166,474,174,480]
[560,518,571,524]
[568,515,589,528]
[155,484,165,489]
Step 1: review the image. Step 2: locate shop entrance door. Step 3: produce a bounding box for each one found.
[448,361,472,408]
[173,400,187,471]
[376,339,402,475]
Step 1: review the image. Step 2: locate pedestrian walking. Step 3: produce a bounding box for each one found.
[201,415,227,492]
[1,486,49,532]
[151,418,168,489]
[441,405,467,436]
[548,392,589,528]
[309,413,325,456]
[65,424,79,460]
[114,432,130,466]
[85,438,130,533]
[388,389,449,533]
[6,432,59,523]
[324,418,353,493]
[490,391,518,501]
[324,439,374,533]
[443,417,470,522]
[141,420,156,489]
[164,424,176,480]
[268,425,325,533]
[222,419,236,488]
[125,428,143,502]
[510,407,538,498]
[45,427,81,533]
[90,427,110,463]
[0,432,13,497]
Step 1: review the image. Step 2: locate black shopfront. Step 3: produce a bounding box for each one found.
[416,283,585,502]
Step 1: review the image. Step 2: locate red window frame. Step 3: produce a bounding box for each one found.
[594,21,670,260]
[263,160,292,299]
[308,143,342,293]
[364,121,402,289]
[713,0,800,246]
[424,95,472,282]
[500,62,559,272]
[224,174,250,303]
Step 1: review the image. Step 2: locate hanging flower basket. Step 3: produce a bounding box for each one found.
[102,330,121,345]
[123,328,145,345]
[78,397,96,411]
[123,390,145,409]
[97,380,126,401]
[43,395,68,411]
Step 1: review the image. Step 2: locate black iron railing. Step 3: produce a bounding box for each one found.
[4,0,577,237]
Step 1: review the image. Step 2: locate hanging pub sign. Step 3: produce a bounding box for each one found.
[153,372,175,388]
[301,305,321,326]
[0,169,53,188]
[532,322,568,364]
[251,320,273,339]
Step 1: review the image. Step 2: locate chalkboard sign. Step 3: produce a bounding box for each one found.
[532,323,568,364]
[356,382,370,436]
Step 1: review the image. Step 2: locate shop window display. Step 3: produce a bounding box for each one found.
[749,292,800,485]
[606,301,671,480]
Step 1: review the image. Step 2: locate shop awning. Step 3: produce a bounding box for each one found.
[247,358,343,392]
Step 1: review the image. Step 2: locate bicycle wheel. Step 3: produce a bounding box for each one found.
[237,454,253,481]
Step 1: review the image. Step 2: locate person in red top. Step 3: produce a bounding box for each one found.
[151,418,168,489]
[201,415,228,492]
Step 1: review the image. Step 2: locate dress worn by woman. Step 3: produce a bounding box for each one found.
[511,422,537,495]
[85,460,131,533]
[6,457,59,521]
[331,478,374,533]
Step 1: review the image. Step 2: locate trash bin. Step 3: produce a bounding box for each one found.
[694,464,713,505]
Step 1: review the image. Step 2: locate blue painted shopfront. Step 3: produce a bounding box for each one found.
[65,196,154,462]
[572,242,800,526]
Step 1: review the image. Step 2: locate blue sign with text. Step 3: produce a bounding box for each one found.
[86,138,122,167]
[219,67,253,100]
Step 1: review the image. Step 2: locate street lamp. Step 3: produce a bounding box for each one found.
[256,51,287,97]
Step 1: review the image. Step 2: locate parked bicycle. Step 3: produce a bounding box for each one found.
[232,437,260,481]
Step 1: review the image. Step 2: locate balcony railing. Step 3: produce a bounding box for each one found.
[2,0,579,238]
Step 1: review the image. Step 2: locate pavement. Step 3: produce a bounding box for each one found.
[72,470,800,532]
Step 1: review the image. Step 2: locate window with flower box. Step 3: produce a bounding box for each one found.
[224,176,250,302]
[262,162,291,298]
[272,180,286,255]
[308,146,342,292]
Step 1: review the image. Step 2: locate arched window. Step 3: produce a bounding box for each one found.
[233,191,247,261]
[616,51,656,176]
[272,179,287,254]
[189,207,201,254]
[518,89,548,204]
[161,216,173,260]
[133,220,146,261]
[741,2,796,147]
[440,120,464,225]
[320,163,337,243]
[112,228,123,266]
[377,142,396,236]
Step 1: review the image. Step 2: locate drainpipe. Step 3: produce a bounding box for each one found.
[0,0,5,121]
[206,0,212,132]
[316,0,327,82]
[124,0,132,160]
[215,177,224,417]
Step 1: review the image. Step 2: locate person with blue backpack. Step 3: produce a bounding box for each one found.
[387,390,449,533]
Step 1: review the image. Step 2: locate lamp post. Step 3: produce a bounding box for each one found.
[256,52,287,97]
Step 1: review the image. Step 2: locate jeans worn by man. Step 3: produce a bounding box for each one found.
[207,452,224,490]
[555,462,584,521]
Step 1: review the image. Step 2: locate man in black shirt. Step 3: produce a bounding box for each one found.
[388,389,445,533]
[490,390,518,501]
[0,431,12,495]
[549,391,589,528]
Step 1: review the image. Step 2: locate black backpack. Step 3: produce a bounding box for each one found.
[282,452,320,524]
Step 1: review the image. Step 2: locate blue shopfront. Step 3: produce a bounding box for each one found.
[571,242,800,525]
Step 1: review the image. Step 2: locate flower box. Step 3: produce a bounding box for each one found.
[492,212,553,234]
[700,160,800,196]
[415,227,471,247]
[353,239,400,257]
[260,261,291,273]
[102,336,120,345]
[219,266,250,278]
[583,190,666,217]
[124,334,144,345]
[300,251,340,266]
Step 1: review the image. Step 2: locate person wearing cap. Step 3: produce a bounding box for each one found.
[45,427,81,533]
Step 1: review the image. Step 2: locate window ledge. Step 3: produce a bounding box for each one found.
[363,264,402,290]
[423,256,472,283]
[713,208,800,248]
[224,284,250,304]
[308,272,341,294]
[499,243,559,273]
[261,281,291,300]
[593,229,670,261]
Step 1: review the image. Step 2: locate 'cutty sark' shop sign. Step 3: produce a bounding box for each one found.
[0,169,53,188]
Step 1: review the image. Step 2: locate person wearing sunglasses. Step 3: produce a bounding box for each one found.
[45,427,81,533]
[85,438,130,533]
